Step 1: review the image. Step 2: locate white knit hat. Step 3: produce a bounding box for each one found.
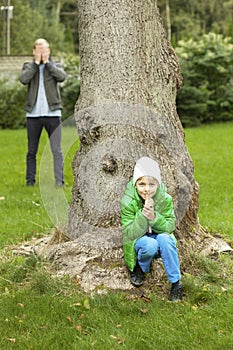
[133,157,161,185]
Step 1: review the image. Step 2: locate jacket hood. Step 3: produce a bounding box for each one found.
[133,157,161,185]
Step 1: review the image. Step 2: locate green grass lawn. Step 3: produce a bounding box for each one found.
[0,126,79,248]
[0,123,232,350]
[185,122,233,240]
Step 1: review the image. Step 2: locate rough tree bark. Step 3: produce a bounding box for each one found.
[68,0,200,247]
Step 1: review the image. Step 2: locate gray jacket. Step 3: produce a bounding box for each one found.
[19,59,67,112]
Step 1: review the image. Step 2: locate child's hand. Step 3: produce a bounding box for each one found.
[142,194,155,221]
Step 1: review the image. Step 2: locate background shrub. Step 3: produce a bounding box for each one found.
[0,79,26,129]
[60,53,80,121]
[176,33,233,127]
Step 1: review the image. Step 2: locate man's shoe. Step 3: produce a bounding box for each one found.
[129,262,144,287]
[26,181,35,187]
[169,283,183,302]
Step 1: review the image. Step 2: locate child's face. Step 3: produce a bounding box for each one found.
[135,176,159,200]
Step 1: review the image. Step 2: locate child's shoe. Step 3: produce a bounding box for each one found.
[169,282,183,301]
[129,262,144,287]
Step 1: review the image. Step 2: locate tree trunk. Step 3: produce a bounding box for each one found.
[68,0,201,249]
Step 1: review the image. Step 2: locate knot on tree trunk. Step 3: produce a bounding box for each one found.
[101,154,118,173]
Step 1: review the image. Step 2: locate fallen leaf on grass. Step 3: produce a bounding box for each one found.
[140,308,149,314]
[67,316,72,323]
[72,303,81,307]
[110,335,125,344]
[18,303,24,308]
[0,196,5,200]
[117,338,124,344]
[83,298,90,310]
[76,325,88,335]
[4,287,10,295]
[110,335,118,339]
[140,294,151,302]
[39,324,46,330]
[7,338,16,343]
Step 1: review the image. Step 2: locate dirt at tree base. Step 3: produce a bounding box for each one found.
[11,228,232,294]
[11,232,166,293]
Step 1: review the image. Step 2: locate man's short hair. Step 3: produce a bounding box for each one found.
[33,38,49,49]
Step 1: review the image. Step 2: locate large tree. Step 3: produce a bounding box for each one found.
[68,0,201,251]
[32,0,231,291]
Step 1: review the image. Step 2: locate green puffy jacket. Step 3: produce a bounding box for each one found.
[120,179,176,271]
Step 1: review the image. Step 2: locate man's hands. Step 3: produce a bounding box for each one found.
[34,46,50,65]
[34,46,41,65]
[142,194,155,221]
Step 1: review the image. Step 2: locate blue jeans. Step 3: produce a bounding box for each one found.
[134,233,181,283]
[26,117,63,185]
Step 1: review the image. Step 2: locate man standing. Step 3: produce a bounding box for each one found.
[19,38,67,187]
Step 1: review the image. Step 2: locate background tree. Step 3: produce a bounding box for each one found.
[158,0,233,46]
[1,0,232,55]
[59,0,79,53]
[67,0,202,257]
[0,0,75,54]
[30,0,78,52]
